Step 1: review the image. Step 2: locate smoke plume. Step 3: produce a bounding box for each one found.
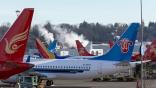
[53,26,89,48]
[38,25,54,44]
[38,24,88,48]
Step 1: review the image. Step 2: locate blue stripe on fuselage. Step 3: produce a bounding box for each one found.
[33,68,90,74]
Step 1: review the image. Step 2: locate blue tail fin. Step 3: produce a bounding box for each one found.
[48,40,57,52]
[93,23,140,61]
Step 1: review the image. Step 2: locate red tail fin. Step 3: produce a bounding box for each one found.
[76,40,94,56]
[108,40,114,48]
[0,8,34,62]
[35,38,55,59]
[144,38,156,62]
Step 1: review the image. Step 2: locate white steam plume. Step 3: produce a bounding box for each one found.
[53,26,89,48]
[38,25,54,44]
[37,24,89,48]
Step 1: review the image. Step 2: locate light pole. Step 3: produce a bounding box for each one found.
[140,0,144,88]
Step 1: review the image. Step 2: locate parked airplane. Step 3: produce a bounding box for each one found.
[0,8,34,80]
[76,40,94,56]
[47,39,71,59]
[35,38,55,59]
[35,38,70,59]
[76,39,123,56]
[27,23,140,85]
[48,40,57,52]
[143,38,156,62]
[108,40,114,48]
[35,38,69,59]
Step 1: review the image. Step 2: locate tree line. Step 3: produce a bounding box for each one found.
[0,21,156,50]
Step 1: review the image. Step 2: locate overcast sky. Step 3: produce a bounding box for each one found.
[0,0,155,25]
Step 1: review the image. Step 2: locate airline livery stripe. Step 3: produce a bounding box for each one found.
[33,68,90,73]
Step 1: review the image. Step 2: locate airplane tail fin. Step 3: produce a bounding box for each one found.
[150,39,156,46]
[93,23,140,61]
[108,40,114,48]
[76,40,94,56]
[143,38,156,61]
[35,38,55,59]
[0,8,34,62]
[48,40,57,52]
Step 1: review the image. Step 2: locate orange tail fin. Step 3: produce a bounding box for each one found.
[76,40,94,56]
[0,8,34,62]
[35,38,55,59]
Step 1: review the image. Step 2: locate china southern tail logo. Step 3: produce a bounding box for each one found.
[118,38,133,53]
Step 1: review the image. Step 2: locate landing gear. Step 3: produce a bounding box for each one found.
[46,80,53,86]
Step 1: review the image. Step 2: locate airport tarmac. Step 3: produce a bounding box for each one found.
[48,79,136,88]
[1,79,156,88]
[45,79,156,88]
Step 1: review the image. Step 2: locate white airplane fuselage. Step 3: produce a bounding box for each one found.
[30,57,132,80]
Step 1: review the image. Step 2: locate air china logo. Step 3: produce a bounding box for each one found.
[118,38,133,53]
[5,29,28,54]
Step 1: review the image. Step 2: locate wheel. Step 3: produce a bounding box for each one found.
[50,80,53,85]
[46,80,53,86]
[14,82,20,88]
[46,80,51,86]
